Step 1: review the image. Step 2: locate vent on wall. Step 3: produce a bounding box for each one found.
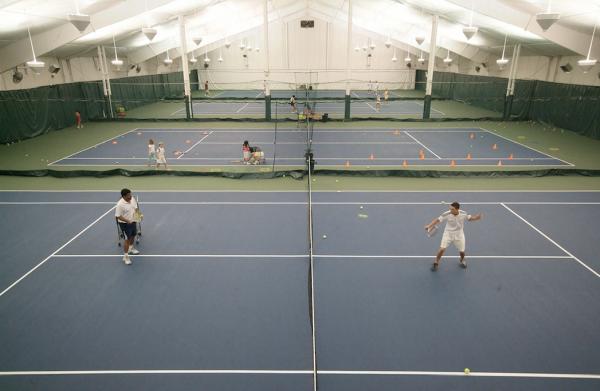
[300,20,314,28]
[560,63,572,73]
[12,69,23,84]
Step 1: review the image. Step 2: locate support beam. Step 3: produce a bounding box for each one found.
[263,0,271,121]
[423,15,438,120]
[178,16,192,119]
[503,43,521,120]
[0,0,175,73]
[447,0,599,58]
[345,0,352,120]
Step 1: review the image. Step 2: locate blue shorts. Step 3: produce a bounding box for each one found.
[119,222,137,240]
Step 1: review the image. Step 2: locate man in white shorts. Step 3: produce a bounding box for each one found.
[425,201,482,271]
[116,188,140,265]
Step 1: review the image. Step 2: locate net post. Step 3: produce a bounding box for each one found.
[344,94,351,120]
[184,95,191,119]
[422,94,432,119]
[265,94,271,121]
[503,94,514,120]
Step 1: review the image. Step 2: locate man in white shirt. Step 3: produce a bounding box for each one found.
[425,201,482,271]
[116,188,140,265]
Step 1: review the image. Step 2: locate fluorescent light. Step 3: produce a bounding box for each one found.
[111,59,123,66]
[26,60,45,68]
[142,27,157,41]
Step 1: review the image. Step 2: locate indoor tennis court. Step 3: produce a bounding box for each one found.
[1,1,600,390]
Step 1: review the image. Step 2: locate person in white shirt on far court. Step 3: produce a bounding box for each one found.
[425,201,482,271]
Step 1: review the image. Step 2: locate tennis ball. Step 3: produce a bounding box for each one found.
[322,235,327,239]
[359,206,363,209]
[464,368,470,375]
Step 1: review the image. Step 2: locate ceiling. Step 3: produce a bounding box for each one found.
[0,0,598,72]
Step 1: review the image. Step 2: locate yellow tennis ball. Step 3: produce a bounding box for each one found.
[464,368,470,375]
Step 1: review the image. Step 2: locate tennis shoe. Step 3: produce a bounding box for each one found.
[430,262,439,272]
[460,260,467,269]
[129,247,140,255]
[123,255,132,265]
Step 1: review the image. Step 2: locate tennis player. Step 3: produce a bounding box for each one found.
[425,201,482,271]
[116,188,140,265]
[290,95,297,113]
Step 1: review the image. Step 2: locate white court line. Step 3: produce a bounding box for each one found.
[501,203,600,278]
[2,190,597,193]
[0,206,116,298]
[2,202,600,206]
[0,369,598,380]
[236,102,251,113]
[481,127,575,166]
[47,128,138,166]
[403,131,442,159]
[201,142,419,145]
[51,254,571,259]
[177,131,213,159]
[412,100,446,116]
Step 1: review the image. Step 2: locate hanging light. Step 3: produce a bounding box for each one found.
[192,37,203,46]
[578,21,598,72]
[536,0,560,31]
[443,49,452,65]
[225,38,231,49]
[462,3,478,40]
[415,35,425,46]
[204,51,210,63]
[163,50,173,65]
[391,48,397,62]
[385,36,392,48]
[142,27,157,41]
[189,53,197,64]
[240,40,246,50]
[68,0,90,32]
[26,26,44,68]
[369,39,376,50]
[418,51,425,64]
[110,35,123,68]
[362,44,368,51]
[404,51,411,63]
[496,34,510,69]
[354,45,360,52]
[247,40,253,51]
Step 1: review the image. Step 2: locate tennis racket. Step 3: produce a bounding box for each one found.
[133,196,144,222]
[426,225,438,238]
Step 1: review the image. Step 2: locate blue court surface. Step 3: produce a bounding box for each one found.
[196,89,407,100]
[1,190,599,391]
[173,100,441,118]
[49,127,572,168]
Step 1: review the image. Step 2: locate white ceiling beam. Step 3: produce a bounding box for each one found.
[127,1,306,64]
[447,0,598,58]
[0,0,175,73]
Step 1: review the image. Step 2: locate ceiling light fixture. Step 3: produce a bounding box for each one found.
[496,34,510,69]
[110,35,123,68]
[26,26,44,68]
[578,20,598,72]
[536,0,560,31]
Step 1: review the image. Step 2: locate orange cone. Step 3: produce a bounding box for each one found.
[492,143,498,150]
[393,130,400,135]
[402,160,408,167]
[450,160,456,167]
[508,153,513,160]
[497,160,503,166]
[345,160,351,168]
[466,153,472,160]
[369,153,375,160]
[419,149,424,155]
[469,133,475,139]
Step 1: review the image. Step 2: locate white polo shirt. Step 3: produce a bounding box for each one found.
[438,210,471,236]
[115,197,138,222]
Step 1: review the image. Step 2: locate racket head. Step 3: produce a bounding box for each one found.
[426,225,438,238]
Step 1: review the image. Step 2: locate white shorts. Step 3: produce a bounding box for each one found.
[440,232,466,252]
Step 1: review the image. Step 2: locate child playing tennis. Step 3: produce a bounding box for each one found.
[242,140,251,163]
[147,139,156,167]
[156,142,167,169]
